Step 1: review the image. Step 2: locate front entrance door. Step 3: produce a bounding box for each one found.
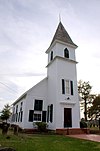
[64,108,72,128]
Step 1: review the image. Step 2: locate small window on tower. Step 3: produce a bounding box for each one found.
[62,79,74,95]
[65,80,70,94]
[50,51,53,61]
[64,48,69,58]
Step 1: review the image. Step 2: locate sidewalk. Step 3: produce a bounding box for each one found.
[69,134,100,142]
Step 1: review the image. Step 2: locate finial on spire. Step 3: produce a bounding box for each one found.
[59,13,61,23]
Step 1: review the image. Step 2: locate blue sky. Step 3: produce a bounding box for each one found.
[0,0,100,111]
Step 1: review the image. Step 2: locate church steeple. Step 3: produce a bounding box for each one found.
[46,21,78,65]
[48,22,77,50]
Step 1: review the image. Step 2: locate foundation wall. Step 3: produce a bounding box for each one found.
[56,128,90,135]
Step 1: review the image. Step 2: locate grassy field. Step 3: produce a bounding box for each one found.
[0,130,100,151]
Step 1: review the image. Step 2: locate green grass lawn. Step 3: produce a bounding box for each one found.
[0,130,100,151]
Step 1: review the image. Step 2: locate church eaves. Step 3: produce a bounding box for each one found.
[50,22,77,48]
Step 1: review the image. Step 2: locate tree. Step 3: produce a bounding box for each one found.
[78,80,93,121]
[88,95,100,120]
[0,104,11,123]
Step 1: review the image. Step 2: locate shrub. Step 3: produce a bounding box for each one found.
[80,119,87,128]
[1,122,10,135]
[34,122,48,132]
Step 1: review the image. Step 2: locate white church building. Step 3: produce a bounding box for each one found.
[11,22,80,133]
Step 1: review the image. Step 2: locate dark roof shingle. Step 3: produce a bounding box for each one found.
[50,22,77,47]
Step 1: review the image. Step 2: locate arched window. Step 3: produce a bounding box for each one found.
[50,51,53,61]
[64,48,69,58]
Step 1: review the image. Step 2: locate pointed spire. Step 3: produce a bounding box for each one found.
[59,14,61,23]
[50,22,77,47]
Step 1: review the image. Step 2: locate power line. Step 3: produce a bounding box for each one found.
[0,81,18,94]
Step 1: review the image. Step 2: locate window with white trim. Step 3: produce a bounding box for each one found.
[47,104,53,123]
[50,51,53,61]
[62,79,74,95]
[64,48,69,58]
[34,114,41,121]
[33,111,42,121]
[28,99,47,122]
[15,105,18,122]
[65,80,70,94]
[34,100,43,111]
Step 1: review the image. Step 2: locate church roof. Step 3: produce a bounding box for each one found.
[50,21,77,47]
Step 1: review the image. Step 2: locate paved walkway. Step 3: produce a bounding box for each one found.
[69,134,100,142]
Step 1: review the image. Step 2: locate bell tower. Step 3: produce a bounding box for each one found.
[46,22,80,129]
[46,21,77,65]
